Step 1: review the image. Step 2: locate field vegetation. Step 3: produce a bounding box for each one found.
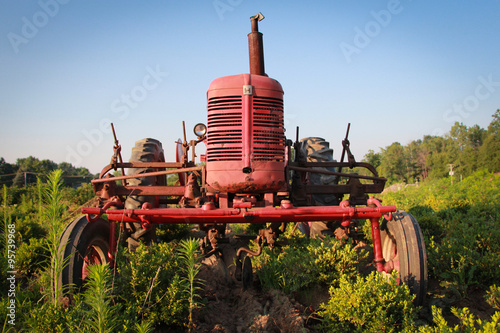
[0,110,499,331]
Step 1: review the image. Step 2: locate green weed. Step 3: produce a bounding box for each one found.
[39,170,67,306]
[178,238,203,332]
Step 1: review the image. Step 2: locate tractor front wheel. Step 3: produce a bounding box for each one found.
[58,215,110,294]
[380,211,428,306]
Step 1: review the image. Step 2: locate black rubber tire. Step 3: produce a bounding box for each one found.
[124,138,166,250]
[298,137,338,206]
[297,137,338,238]
[58,215,110,294]
[380,211,428,306]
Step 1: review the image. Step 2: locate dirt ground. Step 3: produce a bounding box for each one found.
[193,248,317,333]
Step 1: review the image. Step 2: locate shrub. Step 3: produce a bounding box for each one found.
[15,214,47,244]
[254,238,314,294]
[16,237,49,276]
[307,237,367,286]
[319,271,417,333]
[383,172,500,296]
[115,242,187,329]
[486,285,500,310]
[254,237,367,294]
[418,306,500,332]
[65,182,95,206]
[425,206,500,296]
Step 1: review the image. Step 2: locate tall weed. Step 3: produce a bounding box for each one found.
[80,263,119,333]
[40,170,67,306]
[178,238,203,331]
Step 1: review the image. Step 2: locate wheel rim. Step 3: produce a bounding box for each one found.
[82,241,107,281]
[382,234,400,281]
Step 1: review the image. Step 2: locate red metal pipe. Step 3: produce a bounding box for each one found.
[108,221,117,268]
[248,13,265,75]
[370,216,385,272]
[82,203,396,225]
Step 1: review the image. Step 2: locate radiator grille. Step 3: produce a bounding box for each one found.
[206,95,285,162]
[252,96,285,161]
[207,96,243,162]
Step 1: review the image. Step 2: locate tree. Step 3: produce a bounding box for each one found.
[363,150,382,170]
[412,136,445,180]
[445,122,487,177]
[57,162,94,187]
[479,110,500,173]
[379,142,407,184]
[0,158,16,187]
[8,156,94,187]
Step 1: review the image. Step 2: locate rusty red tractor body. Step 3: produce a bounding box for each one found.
[60,13,427,305]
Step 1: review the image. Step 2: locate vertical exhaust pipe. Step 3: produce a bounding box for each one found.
[248,12,265,76]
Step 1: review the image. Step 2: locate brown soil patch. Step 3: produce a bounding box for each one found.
[192,240,315,333]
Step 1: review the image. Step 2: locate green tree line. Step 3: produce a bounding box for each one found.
[0,156,94,188]
[2,109,499,189]
[363,109,500,184]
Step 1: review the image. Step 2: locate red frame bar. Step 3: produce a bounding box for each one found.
[83,203,395,225]
[84,198,395,273]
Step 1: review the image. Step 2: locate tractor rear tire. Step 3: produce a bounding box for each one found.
[380,211,428,306]
[124,138,166,251]
[298,137,338,206]
[297,137,338,238]
[58,215,110,294]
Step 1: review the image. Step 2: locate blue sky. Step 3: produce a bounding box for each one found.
[1,1,499,173]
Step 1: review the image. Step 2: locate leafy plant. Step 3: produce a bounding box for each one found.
[486,285,500,310]
[115,242,187,329]
[39,170,68,306]
[255,240,314,294]
[308,237,367,286]
[80,263,119,333]
[319,271,416,333]
[418,306,500,332]
[383,172,500,299]
[16,237,49,276]
[178,238,204,331]
[254,236,367,294]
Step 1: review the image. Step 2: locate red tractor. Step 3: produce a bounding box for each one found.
[59,13,427,305]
